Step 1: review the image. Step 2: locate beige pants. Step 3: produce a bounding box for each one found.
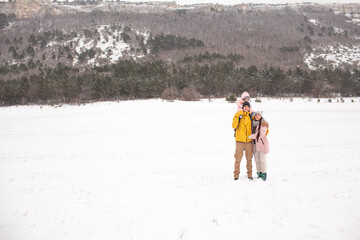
[254,150,267,173]
[234,141,253,178]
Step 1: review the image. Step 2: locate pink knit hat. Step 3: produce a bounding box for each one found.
[241,92,250,101]
[237,92,250,110]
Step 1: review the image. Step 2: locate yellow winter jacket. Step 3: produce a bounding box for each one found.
[232,111,252,143]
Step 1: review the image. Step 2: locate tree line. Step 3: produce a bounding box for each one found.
[0,13,15,30]
[0,60,359,106]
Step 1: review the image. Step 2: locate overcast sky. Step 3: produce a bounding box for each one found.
[122,0,360,5]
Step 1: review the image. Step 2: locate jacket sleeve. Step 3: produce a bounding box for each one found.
[250,126,268,139]
[250,111,256,119]
[237,99,243,109]
[259,126,268,138]
[232,112,242,129]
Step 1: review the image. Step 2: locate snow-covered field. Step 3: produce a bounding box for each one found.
[1,98,360,240]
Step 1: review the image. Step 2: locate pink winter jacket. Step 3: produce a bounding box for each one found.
[250,124,269,154]
[237,92,254,113]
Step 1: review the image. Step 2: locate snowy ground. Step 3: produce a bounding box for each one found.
[1,98,360,240]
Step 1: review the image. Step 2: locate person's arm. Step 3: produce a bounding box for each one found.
[249,130,256,139]
[232,111,243,129]
[258,126,268,138]
[237,99,243,108]
[249,126,267,139]
[250,110,256,119]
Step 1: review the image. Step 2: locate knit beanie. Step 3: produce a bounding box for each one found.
[241,92,250,101]
[242,101,250,108]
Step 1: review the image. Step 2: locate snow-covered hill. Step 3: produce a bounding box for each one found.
[1,1,360,71]
[304,44,360,70]
[1,98,360,240]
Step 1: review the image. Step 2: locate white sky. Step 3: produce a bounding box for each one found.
[122,0,360,5]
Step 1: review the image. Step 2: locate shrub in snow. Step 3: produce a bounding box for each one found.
[328,98,332,103]
[226,94,237,103]
[161,87,179,102]
[351,99,355,103]
[255,98,262,103]
[317,99,320,103]
[180,85,201,101]
[290,97,293,102]
[341,98,345,103]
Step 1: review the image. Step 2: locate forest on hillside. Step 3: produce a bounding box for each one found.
[1,5,359,70]
[0,3,360,105]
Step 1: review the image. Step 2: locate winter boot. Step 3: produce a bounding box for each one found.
[234,177,239,181]
[248,177,253,180]
[261,173,267,181]
[257,172,262,179]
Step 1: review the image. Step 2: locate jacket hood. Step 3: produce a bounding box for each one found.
[262,121,269,128]
[241,92,250,99]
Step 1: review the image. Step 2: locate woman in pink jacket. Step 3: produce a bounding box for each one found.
[249,111,269,181]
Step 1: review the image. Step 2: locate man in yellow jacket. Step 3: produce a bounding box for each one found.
[232,101,253,180]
